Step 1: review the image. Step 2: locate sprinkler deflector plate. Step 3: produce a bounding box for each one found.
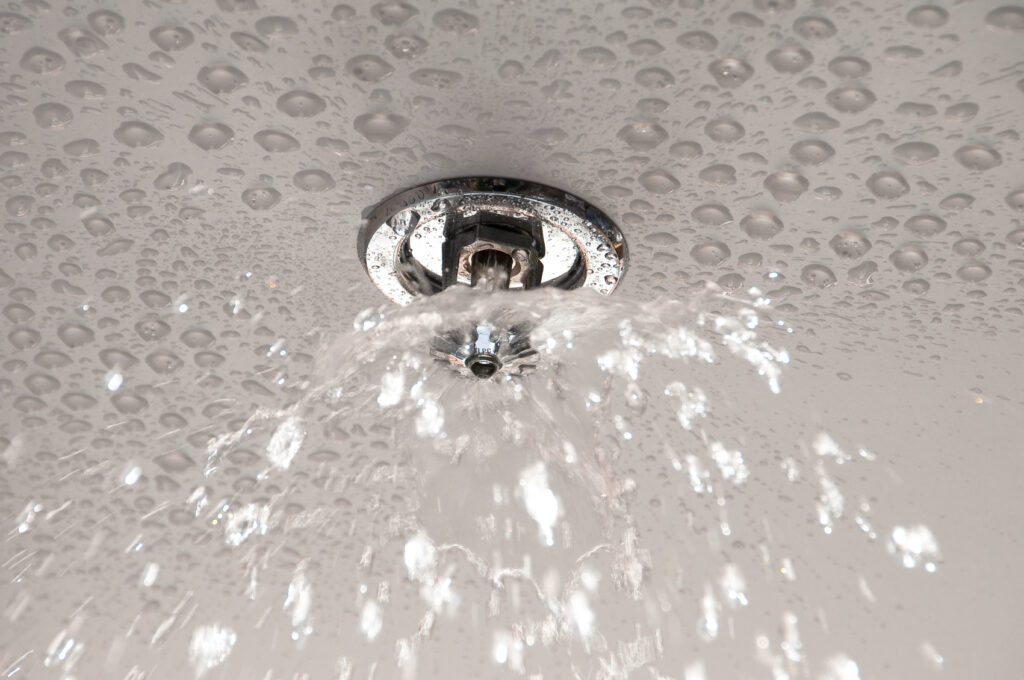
[359,177,628,304]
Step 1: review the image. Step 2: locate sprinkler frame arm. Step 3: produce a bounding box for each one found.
[441,211,546,291]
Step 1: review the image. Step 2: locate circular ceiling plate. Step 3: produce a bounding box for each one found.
[359,177,628,304]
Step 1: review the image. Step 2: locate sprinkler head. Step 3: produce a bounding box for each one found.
[431,321,537,380]
[359,177,628,304]
[364,178,627,380]
[465,352,502,379]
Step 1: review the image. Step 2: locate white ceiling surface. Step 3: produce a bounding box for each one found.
[2,0,1024,678]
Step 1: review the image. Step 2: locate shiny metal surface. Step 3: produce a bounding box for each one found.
[359,177,629,304]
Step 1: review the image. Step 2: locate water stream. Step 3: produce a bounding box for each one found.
[5,286,941,679]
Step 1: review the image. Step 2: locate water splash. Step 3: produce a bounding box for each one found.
[188,624,236,678]
[6,285,942,677]
[183,285,942,676]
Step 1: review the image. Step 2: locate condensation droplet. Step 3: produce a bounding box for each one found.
[708,58,754,88]
[952,238,985,256]
[57,322,95,347]
[578,47,617,69]
[699,164,737,185]
[794,111,839,132]
[691,241,732,266]
[907,5,949,27]
[231,31,268,52]
[255,15,299,39]
[242,187,282,210]
[740,211,784,240]
[1006,189,1024,212]
[254,129,300,152]
[277,90,327,117]
[829,230,872,258]
[828,56,871,79]
[692,204,734,226]
[893,141,939,165]
[766,45,813,73]
[385,33,428,59]
[409,68,463,89]
[197,64,249,94]
[670,141,703,158]
[677,30,718,51]
[904,214,946,236]
[903,278,930,295]
[293,169,336,192]
[793,15,836,39]
[705,119,745,143]
[986,6,1024,32]
[764,170,809,202]
[956,262,992,282]
[827,86,876,113]
[638,169,680,194]
[33,103,73,129]
[433,8,479,33]
[20,47,65,74]
[890,244,929,272]
[867,171,910,199]
[953,144,1002,171]
[66,80,107,99]
[790,139,835,165]
[940,193,975,211]
[151,25,195,51]
[353,112,410,143]
[373,1,419,25]
[0,12,32,35]
[635,67,675,88]
[800,264,837,289]
[618,122,668,150]
[346,55,395,82]
[188,122,234,150]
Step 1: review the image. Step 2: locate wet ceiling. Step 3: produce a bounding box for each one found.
[1,0,1023,677]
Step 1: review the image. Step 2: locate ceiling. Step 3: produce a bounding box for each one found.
[1,0,1023,677]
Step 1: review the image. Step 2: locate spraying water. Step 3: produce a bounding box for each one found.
[1,282,945,678]
[4,285,937,678]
